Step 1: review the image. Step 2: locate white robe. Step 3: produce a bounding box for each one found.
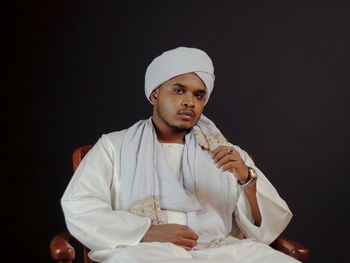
[61,130,299,263]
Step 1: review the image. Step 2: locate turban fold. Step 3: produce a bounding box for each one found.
[145,47,215,104]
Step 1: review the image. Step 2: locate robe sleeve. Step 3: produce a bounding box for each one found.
[233,146,293,245]
[61,133,151,251]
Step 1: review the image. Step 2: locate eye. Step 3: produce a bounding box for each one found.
[173,87,184,94]
[194,93,205,100]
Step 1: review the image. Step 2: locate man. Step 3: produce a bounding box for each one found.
[61,47,299,263]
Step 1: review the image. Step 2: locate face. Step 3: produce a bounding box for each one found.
[151,73,207,132]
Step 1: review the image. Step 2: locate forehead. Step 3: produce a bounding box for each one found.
[161,73,207,91]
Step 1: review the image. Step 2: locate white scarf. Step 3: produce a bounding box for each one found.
[119,115,238,243]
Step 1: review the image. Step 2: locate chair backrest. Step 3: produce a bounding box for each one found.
[72,145,93,172]
[72,145,94,263]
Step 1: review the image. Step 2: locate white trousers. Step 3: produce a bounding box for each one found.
[89,239,301,263]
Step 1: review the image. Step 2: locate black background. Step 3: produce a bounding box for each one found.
[7,1,350,262]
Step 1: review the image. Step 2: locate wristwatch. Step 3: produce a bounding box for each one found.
[237,166,257,189]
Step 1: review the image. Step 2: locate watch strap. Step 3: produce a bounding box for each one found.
[237,167,257,189]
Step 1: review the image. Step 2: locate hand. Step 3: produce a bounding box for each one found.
[142,224,198,250]
[211,146,249,183]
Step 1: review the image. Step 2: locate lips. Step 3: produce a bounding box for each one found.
[178,109,195,119]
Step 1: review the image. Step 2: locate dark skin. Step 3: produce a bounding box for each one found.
[142,73,261,250]
[211,146,262,226]
[150,73,207,144]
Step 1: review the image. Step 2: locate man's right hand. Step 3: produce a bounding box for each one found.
[142,224,198,250]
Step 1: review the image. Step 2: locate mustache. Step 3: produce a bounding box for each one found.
[178,109,195,117]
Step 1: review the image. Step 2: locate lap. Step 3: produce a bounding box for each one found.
[89,239,300,263]
[191,239,300,263]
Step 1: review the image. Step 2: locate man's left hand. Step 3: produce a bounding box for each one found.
[211,146,249,183]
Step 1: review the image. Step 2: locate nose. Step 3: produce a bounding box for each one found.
[182,94,195,108]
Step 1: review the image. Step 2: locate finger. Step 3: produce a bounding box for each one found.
[211,146,238,163]
[211,147,228,163]
[216,151,240,168]
[174,237,197,249]
[176,225,198,240]
[221,162,239,172]
[212,146,237,155]
[182,229,199,240]
[211,146,225,156]
[216,153,236,168]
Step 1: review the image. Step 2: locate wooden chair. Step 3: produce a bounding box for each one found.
[50,145,310,263]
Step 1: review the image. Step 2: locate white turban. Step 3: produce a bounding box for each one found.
[145,47,215,104]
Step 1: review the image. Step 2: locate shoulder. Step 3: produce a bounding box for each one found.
[102,130,127,145]
[97,129,127,154]
[95,119,148,153]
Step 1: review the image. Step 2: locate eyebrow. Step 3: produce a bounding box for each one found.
[195,89,207,95]
[172,83,186,88]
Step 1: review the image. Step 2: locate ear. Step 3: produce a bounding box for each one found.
[150,88,159,104]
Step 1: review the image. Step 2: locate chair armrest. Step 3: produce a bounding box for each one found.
[50,232,76,263]
[270,236,310,262]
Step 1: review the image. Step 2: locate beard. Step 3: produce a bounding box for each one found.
[156,103,192,132]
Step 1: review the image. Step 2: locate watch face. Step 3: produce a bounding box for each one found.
[249,168,257,179]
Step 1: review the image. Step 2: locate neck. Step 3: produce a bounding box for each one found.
[151,119,187,144]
